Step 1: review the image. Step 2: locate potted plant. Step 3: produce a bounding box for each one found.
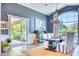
[1,42,9,53]
[33,30,40,44]
[1,38,11,53]
[6,38,11,44]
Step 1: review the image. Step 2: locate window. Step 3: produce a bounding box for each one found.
[58,11,78,44]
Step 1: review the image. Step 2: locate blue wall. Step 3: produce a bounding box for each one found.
[1,3,48,33]
[46,16,53,33]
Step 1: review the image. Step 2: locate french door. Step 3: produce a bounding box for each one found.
[8,15,29,44]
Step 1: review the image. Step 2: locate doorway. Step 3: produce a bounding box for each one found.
[8,15,29,47]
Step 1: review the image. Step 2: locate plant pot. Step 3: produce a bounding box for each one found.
[2,47,10,53]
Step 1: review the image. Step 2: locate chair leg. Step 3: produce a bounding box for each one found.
[63,45,64,53]
[58,45,60,52]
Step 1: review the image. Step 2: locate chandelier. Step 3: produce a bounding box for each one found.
[50,4,63,24]
[50,3,63,36]
[50,10,59,24]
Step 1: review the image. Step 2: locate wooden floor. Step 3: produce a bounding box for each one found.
[25,48,70,56]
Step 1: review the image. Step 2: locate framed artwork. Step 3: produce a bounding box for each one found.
[35,18,46,32]
[1,29,8,34]
[1,21,8,29]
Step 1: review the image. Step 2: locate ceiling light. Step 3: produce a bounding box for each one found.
[45,4,48,6]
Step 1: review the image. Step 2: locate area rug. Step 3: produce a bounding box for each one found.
[25,47,70,56]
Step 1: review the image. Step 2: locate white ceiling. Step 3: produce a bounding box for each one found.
[18,3,79,15]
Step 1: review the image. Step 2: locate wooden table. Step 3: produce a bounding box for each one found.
[44,38,62,51]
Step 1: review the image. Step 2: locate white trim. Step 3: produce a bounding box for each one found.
[7,14,28,20]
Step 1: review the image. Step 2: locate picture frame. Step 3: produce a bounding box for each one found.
[0,21,8,29]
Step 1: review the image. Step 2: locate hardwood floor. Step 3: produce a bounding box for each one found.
[26,48,70,56]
